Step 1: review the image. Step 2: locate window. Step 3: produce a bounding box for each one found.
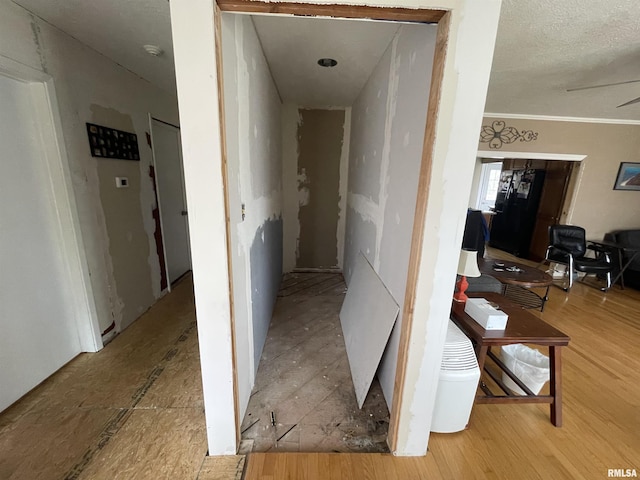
[476,162,503,211]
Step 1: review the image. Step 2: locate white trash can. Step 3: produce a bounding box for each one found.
[431,320,480,433]
[501,344,550,395]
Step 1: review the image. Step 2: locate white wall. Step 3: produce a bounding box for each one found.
[170,0,501,455]
[221,13,283,419]
[344,24,437,408]
[281,105,351,272]
[0,0,179,339]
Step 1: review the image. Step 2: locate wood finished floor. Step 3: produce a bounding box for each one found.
[240,272,390,454]
[244,250,640,479]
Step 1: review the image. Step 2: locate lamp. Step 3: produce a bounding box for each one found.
[453,249,481,303]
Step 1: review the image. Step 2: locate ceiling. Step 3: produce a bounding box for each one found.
[12,0,640,120]
[486,0,640,120]
[13,0,176,94]
[251,15,399,106]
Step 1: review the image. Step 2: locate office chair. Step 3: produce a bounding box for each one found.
[544,225,613,292]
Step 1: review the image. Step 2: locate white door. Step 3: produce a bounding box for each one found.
[150,118,191,285]
[0,74,82,411]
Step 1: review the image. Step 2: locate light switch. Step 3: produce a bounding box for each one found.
[115,177,129,188]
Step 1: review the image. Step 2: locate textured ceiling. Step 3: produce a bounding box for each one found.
[251,15,399,107]
[13,0,640,120]
[487,0,640,120]
[13,0,176,94]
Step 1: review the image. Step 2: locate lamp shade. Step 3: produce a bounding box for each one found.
[457,249,481,278]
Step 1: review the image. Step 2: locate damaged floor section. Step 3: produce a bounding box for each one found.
[240,272,390,453]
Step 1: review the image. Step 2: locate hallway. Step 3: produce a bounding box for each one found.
[0,276,241,480]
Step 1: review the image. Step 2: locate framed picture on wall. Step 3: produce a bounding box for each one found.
[613,162,640,191]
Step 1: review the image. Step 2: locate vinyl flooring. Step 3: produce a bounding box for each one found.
[239,272,390,454]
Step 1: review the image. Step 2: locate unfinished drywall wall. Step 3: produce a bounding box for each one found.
[479,116,640,236]
[221,13,283,418]
[344,24,437,408]
[92,105,155,330]
[297,109,344,268]
[282,106,351,272]
[0,1,179,339]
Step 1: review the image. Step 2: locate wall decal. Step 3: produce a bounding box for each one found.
[479,120,538,149]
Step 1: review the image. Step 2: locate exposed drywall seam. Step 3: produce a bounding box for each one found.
[336,107,351,269]
[234,15,257,380]
[281,104,301,273]
[374,34,399,271]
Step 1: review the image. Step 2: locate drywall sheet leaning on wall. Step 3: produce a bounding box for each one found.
[339,252,399,408]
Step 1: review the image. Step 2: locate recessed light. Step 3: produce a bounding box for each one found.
[143,44,164,57]
[317,58,337,68]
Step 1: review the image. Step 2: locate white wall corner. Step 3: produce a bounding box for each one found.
[170,0,237,455]
[392,0,502,456]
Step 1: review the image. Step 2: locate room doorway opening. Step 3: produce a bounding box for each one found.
[484,158,580,261]
[149,118,192,287]
[217,9,439,453]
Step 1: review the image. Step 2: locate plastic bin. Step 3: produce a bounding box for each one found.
[501,344,550,395]
[431,321,480,433]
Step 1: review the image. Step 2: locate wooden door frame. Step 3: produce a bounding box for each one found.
[148,116,191,291]
[214,0,450,453]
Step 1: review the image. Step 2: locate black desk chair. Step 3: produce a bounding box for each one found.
[544,225,613,292]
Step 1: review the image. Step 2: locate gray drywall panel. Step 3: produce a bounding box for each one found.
[250,217,283,368]
[221,13,283,419]
[340,253,399,408]
[377,24,437,403]
[296,109,343,268]
[343,24,437,409]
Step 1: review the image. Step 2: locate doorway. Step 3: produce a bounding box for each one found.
[149,118,192,285]
[0,70,98,412]
[218,9,437,453]
[488,158,578,261]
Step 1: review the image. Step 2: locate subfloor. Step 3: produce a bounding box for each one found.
[0,275,243,480]
[239,272,390,454]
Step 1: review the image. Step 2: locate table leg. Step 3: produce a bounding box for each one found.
[549,346,562,427]
[475,344,489,372]
[541,286,550,312]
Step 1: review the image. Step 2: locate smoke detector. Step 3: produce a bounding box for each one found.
[143,44,164,57]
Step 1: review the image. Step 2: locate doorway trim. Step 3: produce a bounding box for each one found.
[148,115,191,292]
[0,54,102,352]
[214,0,448,454]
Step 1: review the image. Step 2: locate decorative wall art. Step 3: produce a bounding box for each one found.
[86,123,140,161]
[479,120,538,149]
[613,162,640,191]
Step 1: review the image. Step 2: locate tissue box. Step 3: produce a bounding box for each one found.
[464,298,508,330]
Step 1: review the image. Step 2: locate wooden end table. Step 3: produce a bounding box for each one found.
[451,293,570,427]
[479,258,554,311]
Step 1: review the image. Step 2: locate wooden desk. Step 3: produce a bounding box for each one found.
[451,293,570,426]
[479,258,553,311]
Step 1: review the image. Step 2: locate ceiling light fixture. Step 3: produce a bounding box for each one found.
[143,44,164,57]
[317,58,338,68]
